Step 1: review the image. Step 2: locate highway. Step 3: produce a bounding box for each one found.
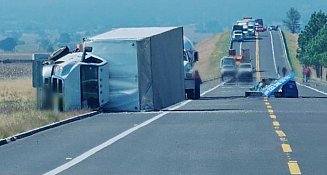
[1,30,327,175]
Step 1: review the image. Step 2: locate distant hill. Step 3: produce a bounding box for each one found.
[1,0,326,33]
[0,0,326,52]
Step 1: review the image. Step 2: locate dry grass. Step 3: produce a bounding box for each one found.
[0,63,32,79]
[283,32,302,79]
[0,77,89,139]
[196,31,230,81]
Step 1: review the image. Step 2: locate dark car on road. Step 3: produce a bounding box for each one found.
[274,80,299,98]
[269,25,278,31]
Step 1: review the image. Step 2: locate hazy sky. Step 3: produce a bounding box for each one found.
[0,0,326,32]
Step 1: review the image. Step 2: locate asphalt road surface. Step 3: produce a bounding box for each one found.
[1,31,327,175]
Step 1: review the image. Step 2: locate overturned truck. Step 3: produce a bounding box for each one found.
[33,27,188,112]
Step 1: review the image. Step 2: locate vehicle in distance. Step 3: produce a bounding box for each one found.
[220,57,237,81]
[268,25,278,31]
[255,18,266,32]
[256,25,266,32]
[237,63,253,82]
[232,30,244,41]
[247,21,256,36]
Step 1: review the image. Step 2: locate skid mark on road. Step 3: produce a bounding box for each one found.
[263,97,302,175]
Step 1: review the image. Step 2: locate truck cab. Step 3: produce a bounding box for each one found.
[33,48,110,111]
[183,36,200,99]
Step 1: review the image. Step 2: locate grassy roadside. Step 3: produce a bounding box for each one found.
[283,31,327,82]
[195,31,230,81]
[282,31,302,79]
[0,78,89,139]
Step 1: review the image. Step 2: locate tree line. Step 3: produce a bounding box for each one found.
[0,32,83,52]
[297,11,327,69]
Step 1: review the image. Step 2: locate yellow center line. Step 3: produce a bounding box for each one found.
[276,130,286,137]
[256,32,261,81]
[282,144,293,153]
[261,35,302,174]
[288,161,302,174]
[273,121,280,127]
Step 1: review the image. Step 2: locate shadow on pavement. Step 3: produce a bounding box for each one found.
[163,108,243,112]
[197,96,246,100]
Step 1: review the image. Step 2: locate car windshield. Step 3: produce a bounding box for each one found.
[223,65,234,69]
[183,51,189,61]
[222,58,236,65]
[240,64,251,68]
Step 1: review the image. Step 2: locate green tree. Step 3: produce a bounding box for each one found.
[283,7,301,33]
[57,33,71,44]
[0,37,18,52]
[38,38,54,52]
[298,19,327,77]
[298,11,327,53]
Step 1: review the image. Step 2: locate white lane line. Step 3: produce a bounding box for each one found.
[201,81,225,96]
[296,82,327,96]
[270,31,278,76]
[239,42,242,55]
[44,82,225,175]
[279,29,292,70]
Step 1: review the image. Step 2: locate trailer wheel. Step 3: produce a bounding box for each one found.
[194,82,201,99]
[186,89,195,99]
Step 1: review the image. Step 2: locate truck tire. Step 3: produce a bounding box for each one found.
[194,83,201,99]
[49,46,70,61]
[186,89,195,99]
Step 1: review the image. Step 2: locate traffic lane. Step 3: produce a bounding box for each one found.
[270,30,327,95]
[258,31,277,79]
[297,83,327,97]
[271,31,288,73]
[177,82,254,111]
[268,97,327,174]
[200,79,220,93]
[297,81,327,97]
[61,112,289,175]
[242,39,256,67]
[0,113,157,175]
